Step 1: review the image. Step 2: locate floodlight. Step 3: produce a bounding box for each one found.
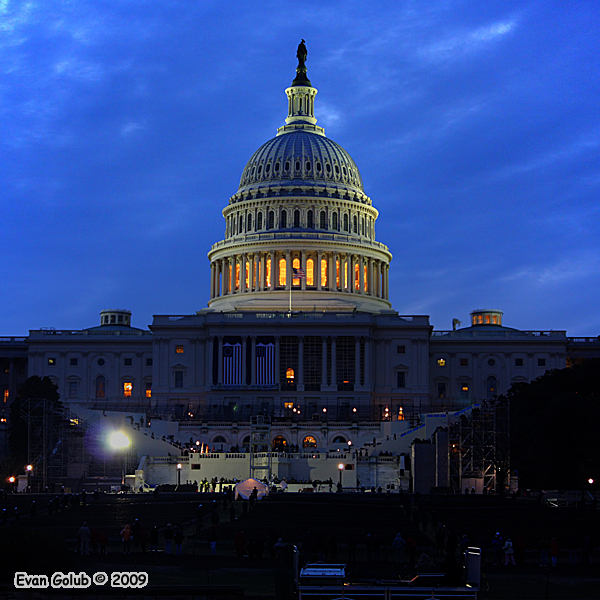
[108,431,130,449]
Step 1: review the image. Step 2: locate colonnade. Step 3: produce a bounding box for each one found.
[209,250,389,301]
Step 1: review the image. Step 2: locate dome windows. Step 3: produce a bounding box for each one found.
[319,210,327,229]
[274,162,280,173]
[342,166,347,177]
[316,162,322,172]
[307,210,314,229]
[295,160,301,171]
[334,164,340,176]
[343,214,349,232]
[257,165,262,176]
[293,210,300,228]
[325,163,331,174]
[265,163,271,175]
[280,210,287,228]
[305,161,311,171]
[257,212,263,230]
[247,214,252,231]
[285,161,290,172]
[267,211,275,230]
[332,213,338,230]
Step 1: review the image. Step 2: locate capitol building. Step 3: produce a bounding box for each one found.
[2,46,598,492]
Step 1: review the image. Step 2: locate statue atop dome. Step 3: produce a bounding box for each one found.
[292,39,311,87]
[296,39,307,67]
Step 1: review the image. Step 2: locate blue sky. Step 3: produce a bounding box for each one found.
[1,1,599,336]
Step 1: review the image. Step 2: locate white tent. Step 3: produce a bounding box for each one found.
[234,478,269,500]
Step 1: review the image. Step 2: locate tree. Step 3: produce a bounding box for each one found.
[509,359,600,490]
[8,376,61,465]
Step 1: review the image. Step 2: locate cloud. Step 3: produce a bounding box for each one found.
[417,19,517,63]
[53,58,104,82]
[121,121,147,137]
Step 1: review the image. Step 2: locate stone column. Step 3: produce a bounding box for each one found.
[241,337,247,384]
[207,336,214,387]
[241,254,247,293]
[317,251,322,290]
[384,264,390,300]
[321,337,328,388]
[364,339,371,386]
[301,250,307,291]
[349,255,355,293]
[329,253,335,291]
[270,251,276,290]
[285,250,292,291]
[250,336,257,385]
[260,253,266,291]
[210,263,215,299]
[275,336,281,385]
[355,337,361,385]
[215,261,221,297]
[358,255,364,294]
[368,258,374,296]
[217,336,223,385]
[298,336,304,391]
[331,337,337,387]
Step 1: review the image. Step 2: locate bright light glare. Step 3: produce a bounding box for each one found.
[26,464,33,472]
[338,463,344,470]
[108,431,130,449]
[588,478,594,485]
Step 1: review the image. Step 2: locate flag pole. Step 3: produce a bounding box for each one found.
[289,285,292,313]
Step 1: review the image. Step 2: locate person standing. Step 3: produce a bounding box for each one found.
[174,529,185,555]
[550,538,559,567]
[120,524,131,555]
[78,521,91,556]
[503,538,515,565]
[164,524,174,555]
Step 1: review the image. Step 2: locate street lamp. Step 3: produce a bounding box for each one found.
[25,465,33,492]
[176,463,182,488]
[338,463,344,492]
[8,476,15,493]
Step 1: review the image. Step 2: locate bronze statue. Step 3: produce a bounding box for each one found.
[297,39,307,66]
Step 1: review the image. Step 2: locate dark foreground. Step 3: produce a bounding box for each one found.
[0,491,598,599]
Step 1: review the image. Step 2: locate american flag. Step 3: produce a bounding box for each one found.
[293,267,306,279]
[256,343,275,385]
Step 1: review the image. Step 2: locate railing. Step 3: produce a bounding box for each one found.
[0,337,27,343]
[432,329,566,338]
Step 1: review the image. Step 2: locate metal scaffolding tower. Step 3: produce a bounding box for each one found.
[249,414,272,482]
[448,399,510,494]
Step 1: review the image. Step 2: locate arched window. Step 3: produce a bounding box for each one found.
[307,210,314,228]
[245,261,250,289]
[235,262,240,290]
[332,212,338,230]
[268,211,274,230]
[247,214,252,231]
[292,257,301,286]
[319,210,327,229]
[303,435,317,448]
[364,265,368,292]
[278,257,286,287]
[257,212,263,230]
[306,258,314,286]
[355,263,360,290]
[266,257,272,287]
[286,367,295,382]
[213,435,226,443]
[321,258,328,287]
[332,435,346,444]
[232,217,237,235]
[486,376,497,399]
[280,210,287,228]
[272,436,288,452]
[353,215,358,233]
[343,213,349,232]
[336,259,340,288]
[361,217,364,235]
[95,375,106,399]
[238,217,243,234]
[293,210,300,228]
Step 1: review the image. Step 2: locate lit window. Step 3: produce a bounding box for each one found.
[398,407,404,421]
[492,315,498,324]
[344,261,348,289]
[3,389,8,403]
[438,358,446,366]
[303,435,317,448]
[306,258,314,286]
[355,263,359,290]
[228,264,232,292]
[245,261,250,289]
[478,315,483,324]
[266,258,271,287]
[292,257,301,285]
[364,265,367,292]
[286,368,295,382]
[124,358,132,366]
[145,382,152,398]
[321,258,327,287]
[279,258,286,287]
[485,315,490,324]
[96,376,106,398]
[235,262,240,290]
[123,382,132,397]
[48,358,56,366]
[175,346,184,354]
[336,259,340,288]
[284,402,294,409]
[460,383,469,399]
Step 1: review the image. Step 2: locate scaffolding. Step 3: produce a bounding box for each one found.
[448,399,510,494]
[249,414,272,482]
[21,399,87,491]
